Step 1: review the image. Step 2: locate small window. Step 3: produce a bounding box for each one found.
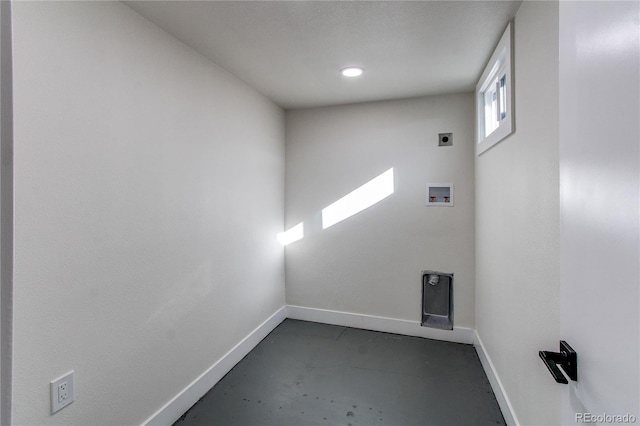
[476,22,514,155]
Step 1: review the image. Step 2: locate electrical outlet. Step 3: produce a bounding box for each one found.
[51,371,74,414]
[438,132,453,146]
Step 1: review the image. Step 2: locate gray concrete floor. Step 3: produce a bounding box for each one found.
[174,319,505,426]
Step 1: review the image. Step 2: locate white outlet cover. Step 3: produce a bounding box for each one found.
[50,371,74,414]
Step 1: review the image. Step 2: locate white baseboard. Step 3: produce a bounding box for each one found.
[474,331,519,426]
[286,305,475,345]
[142,306,288,426]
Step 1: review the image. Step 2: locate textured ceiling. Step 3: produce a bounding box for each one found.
[125,1,523,109]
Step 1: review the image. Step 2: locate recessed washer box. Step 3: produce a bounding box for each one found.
[426,183,454,206]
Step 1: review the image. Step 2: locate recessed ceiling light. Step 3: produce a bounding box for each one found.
[340,67,364,77]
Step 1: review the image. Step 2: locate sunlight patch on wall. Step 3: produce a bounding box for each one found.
[322,168,395,229]
[277,222,304,246]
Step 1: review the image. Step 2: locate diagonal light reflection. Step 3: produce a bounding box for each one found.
[277,222,304,246]
[322,168,394,229]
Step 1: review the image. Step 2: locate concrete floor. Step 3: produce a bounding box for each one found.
[174,319,505,426]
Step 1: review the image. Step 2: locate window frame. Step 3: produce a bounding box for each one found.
[476,22,515,155]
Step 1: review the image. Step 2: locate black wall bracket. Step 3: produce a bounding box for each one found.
[539,340,577,384]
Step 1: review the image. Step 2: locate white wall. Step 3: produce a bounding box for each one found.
[0,1,13,425]
[11,2,285,425]
[559,1,639,422]
[285,94,475,329]
[475,2,561,425]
